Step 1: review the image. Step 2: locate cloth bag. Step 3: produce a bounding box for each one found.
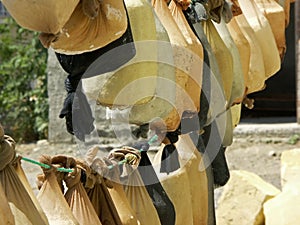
[12,158,49,225]
[233,14,266,95]
[85,0,176,129]
[82,0,159,107]
[213,15,245,105]
[0,135,47,225]
[64,168,102,225]
[77,156,123,225]
[176,134,209,225]
[202,19,233,105]
[226,17,251,98]
[108,147,161,225]
[37,156,80,225]
[149,0,203,131]
[153,146,194,225]
[153,134,209,225]
[47,155,103,225]
[187,12,227,126]
[50,0,128,54]
[85,173,123,225]
[168,0,203,124]
[1,0,79,33]
[138,150,176,225]
[84,147,140,225]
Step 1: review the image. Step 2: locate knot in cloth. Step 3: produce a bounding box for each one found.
[206,0,225,23]
[0,135,16,171]
[173,0,192,10]
[228,0,242,17]
[39,155,60,174]
[64,167,81,189]
[108,146,141,168]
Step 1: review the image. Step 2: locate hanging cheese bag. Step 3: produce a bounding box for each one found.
[124,167,161,225]
[137,150,176,225]
[78,156,123,225]
[253,0,286,59]
[103,0,176,128]
[37,156,80,225]
[190,18,227,126]
[213,15,245,105]
[202,20,233,105]
[0,136,47,225]
[0,184,15,225]
[146,0,203,131]
[226,17,250,98]
[167,0,203,126]
[119,0,204,132]
[64,167,102,225]
[152,144,194,225]
[238,0,281,78]
[234,14,266,94]
[84,148,139,225]
[82,0,160,108]
[50,0,128,54]
[1,0,79,33]
[108,147,161,225]
[176,134,209,225]
[152,133,210,225]
[12,158,49,225]
[105,164,140,225]
[86,180,123,225]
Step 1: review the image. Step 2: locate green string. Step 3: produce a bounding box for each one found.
[20,156,74,173]
[19,135,158,173]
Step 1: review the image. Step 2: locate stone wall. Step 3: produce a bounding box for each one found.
[47,48,74,143]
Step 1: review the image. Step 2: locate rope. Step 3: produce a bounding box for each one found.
[20,156,74,173]
[19,134,159,172]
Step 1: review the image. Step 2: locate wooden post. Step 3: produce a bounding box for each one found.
[296,0,300,123]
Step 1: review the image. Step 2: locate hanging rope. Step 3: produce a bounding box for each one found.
[19,134,159,172]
